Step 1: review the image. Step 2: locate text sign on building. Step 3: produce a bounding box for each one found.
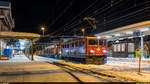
[15,42,20,47]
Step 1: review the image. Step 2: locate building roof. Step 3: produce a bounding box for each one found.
[0,31,40,39]
[0,1,10,8]
[95,20,150,41]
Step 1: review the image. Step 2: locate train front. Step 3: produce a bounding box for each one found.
[85,37,107,64]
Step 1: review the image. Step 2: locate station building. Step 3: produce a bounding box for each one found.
[95,20,150,59]
[0,1,15,57]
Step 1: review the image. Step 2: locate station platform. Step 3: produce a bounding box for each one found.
[107,57,150,66]
[34,55,61,62]
[0,55,31,62]
[0,55,62,62]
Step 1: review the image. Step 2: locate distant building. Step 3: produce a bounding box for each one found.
[0,1,14,31]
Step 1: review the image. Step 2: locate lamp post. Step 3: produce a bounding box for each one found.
[81,28,85,36]
[41,26,45,36]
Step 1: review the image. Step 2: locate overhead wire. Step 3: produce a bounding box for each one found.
[65,0,123,35]
[48,0,74,34]
[63,0,150,35]
[48,0,150,36]
[50,0,99,35]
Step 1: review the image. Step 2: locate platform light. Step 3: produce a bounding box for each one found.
[114,33,120,36]
[97,36,101,39]
[126,31,133,34]
[139,27,149,32]
[59,51,62,54]
[115,40,119,43]
[128,36,134,39]
[20,41,25,45]
[105,35,111,38]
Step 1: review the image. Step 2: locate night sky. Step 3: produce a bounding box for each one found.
[3,0,150,36]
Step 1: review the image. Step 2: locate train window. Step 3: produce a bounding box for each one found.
[72,42,75,47]
[64,44,66,48]
[99,40,106,46]
[88,40,98,45]
[67,44,69,48]
[79,40,83,46]
[75,41,79,47]
[65,44,67,48]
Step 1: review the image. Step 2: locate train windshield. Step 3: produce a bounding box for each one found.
[88,40,98,45]
[88,39,106,46]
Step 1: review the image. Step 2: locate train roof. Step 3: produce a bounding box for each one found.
[62,36,106,43]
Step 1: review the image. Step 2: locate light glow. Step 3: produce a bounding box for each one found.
[105,35,111,38]
[90,50,94,53]
[115,40,119,43]
[114,33,120,36]
[97,36,101,39]
[139,27,149,32]
[126,31,133,34]
[103,50,107,53]
[20,42,25,45]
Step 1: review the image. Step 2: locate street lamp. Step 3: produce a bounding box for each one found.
[81,28,85,36]
[41,26,45,36]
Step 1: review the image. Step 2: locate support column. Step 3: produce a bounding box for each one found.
[141,35,144,59]
[31,39,34,61]
[0,40,2,55]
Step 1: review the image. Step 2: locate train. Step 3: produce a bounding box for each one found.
[35,37,107,64]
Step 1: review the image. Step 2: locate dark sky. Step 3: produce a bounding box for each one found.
[8,0,97,35]
[3,0,150,36]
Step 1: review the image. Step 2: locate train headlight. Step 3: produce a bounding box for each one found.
[103,50,107,53]
[90,50,94,53]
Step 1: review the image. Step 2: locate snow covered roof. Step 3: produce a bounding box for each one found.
[0,1,10,9]
[95,20,150,41]
[0,31,40,39]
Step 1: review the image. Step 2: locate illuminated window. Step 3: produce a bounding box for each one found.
[121,43,125,52]
[72,42,75,47]
[128,43,135,52]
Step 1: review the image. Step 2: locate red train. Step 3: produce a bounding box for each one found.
[36,37,107,64]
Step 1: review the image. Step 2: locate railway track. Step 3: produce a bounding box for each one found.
[47,61,128,82]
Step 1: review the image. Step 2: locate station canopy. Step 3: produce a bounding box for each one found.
[0,31,40,39]
[95,20,150,41]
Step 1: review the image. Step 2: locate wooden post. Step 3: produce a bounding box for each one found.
[138,54,141,72]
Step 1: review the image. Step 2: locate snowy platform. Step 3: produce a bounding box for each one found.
[34,55,62,62]
[57,60,150,82]
[0,55,31,62]
[107,57,150,66]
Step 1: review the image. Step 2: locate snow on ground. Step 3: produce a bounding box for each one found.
[107,57,150,67]
[1,55,150,82]
[0,55,31,62]
[57,58,150,82]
